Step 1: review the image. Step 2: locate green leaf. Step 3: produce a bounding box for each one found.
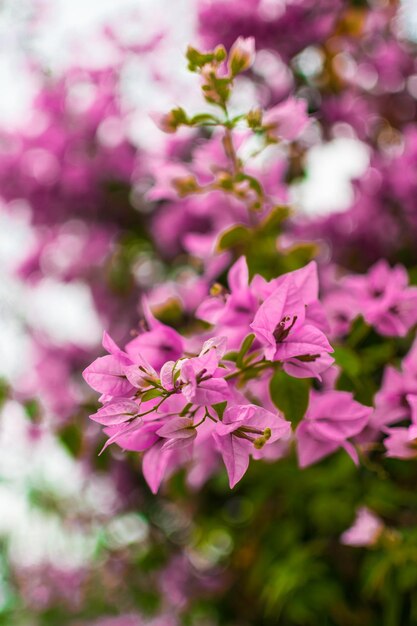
[280,242,318,270]
[171,106,188,125]
[213,401,227,420]
[179,403,193,417]
[223,351,239,362]
[190,113,220,125]
[347,316,371,347]
[59,423,83,457]
[269,370,310,426]
[186,46,215,71]
[141,388,163,402]
[333,345,361,377]
[217,224,251,252]
[236,333,256,368]
[24,398,41,422]
[236,173,264,198]
[0,378,8,409]
[258,206,291,233]
[360,342,395,373]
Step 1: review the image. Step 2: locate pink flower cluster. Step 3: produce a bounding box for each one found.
[198,0,341,64]
[370,338,417,460]
[0,66,137,227]
[324,260,417,340]
[84,259,374,492]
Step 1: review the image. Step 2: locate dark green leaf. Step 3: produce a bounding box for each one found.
[333,345,361,377]
[217,224,251,251]
[223,351,239,362]
[236,333,256,368]
[269,370,310,426]
[213,401,227,420]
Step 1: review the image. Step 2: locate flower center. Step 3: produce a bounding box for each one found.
[295,354,320,362]
[273,315,297,343]
[233,425,272,449]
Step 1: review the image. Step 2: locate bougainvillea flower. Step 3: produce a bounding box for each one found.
[384,426,417,459]
[213,404,291,487]
[340,507,384,547]
[372,360,417,430]
[125,300,184,369]
[250,277,333,378]
[343,260,417,337]
[296,391,372,467]
[197,256,258,348]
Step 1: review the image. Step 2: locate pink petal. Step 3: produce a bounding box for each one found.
[83,355,134,396]
[157,417,196,440]
[142,442,174,494]
[90,399,139,425]
[296,422,340,467]
[213,432,250,488]
[228,256,249,292]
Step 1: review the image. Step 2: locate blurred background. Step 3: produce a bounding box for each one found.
[1,1,417,625]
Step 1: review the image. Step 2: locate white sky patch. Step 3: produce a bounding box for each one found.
[0,298,32,381]
[399,0,417,41]
[0,401,120,569]
[27,278,103,347]
[290,138,370,216]
[0,210,35,380]
[0,205,35,271]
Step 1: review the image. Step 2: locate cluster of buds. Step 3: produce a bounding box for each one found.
[151,37,309,218]
[153,37,307,141]
[187,36,255,108]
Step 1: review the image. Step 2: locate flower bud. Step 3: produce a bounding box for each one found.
[151,107,187,134]
[201,66,230,105]
[216,170,234,191]
[214,44,227,63]
[228,37,255,77]
[172,175,199,196]
[247,108,263,129]
[210,283,228,297]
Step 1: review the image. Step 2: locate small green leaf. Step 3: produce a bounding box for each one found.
[280,242,318,270]
[141,388,163,402]
[190,113,220,125]
[217,224,251,251]
[236,333,255,368]
[0,378,8,408]
[223,351,239,362]
[269,370,310,427]
[179,403,193,416]
[214,45,227,63]
[186,46,215,71]
[59,423,83,457]
[347,316,371,347]
[236,173,264,198]
[258,206,291,233]
[213,401,227,420]
[24,398,41,422]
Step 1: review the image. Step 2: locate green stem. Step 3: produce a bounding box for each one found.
[223,127,240,174]
[225,360,280,381]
